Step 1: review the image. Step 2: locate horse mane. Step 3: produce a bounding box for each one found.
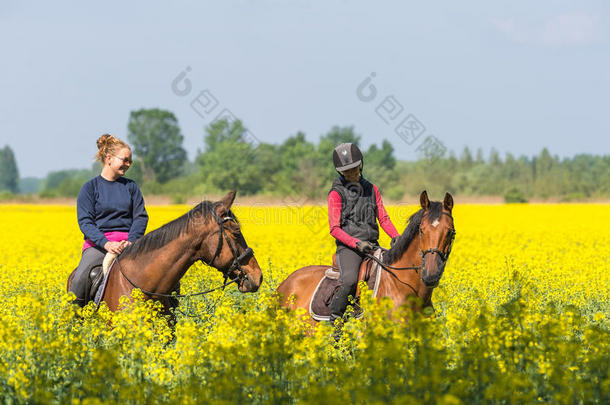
[120,201,236,260]
[383,201,443,264]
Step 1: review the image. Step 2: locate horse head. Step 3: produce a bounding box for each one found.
[193,190,263,293]
[418,190,455,288]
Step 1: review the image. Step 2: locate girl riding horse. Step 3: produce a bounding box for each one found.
[277,190,456,327]
[70,134,148,306]
[327,143,400,325]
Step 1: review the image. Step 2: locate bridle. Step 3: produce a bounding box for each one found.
[420,211,455,264]
[202,205,254,285]
[366,211,455,275]
[115,203,254,299]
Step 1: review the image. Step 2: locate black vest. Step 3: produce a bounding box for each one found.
[330,176,379,246]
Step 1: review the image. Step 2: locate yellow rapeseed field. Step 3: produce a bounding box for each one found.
[0,203,608,403]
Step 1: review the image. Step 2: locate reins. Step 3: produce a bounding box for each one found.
[363,252,419,291]
[113,203,253,300]
[365,210,455,279]
[365,252,420,271]
[115,259,239,298]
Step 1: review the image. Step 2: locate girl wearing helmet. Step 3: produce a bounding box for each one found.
[328,143,400,325]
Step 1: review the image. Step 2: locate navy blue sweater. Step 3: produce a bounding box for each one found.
[77,175,148,249]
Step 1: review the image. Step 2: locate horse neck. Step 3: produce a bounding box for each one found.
[388,232,422,272]
[120,222,211,294]
[382,232,431,304]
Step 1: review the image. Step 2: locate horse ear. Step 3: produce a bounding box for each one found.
[217,190,237,214]
[420,190,429,210]
[443,192,454,212]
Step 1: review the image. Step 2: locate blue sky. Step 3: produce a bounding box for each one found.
[1,1,608,177]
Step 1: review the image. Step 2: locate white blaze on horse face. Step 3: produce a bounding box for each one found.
[432,219,440,228]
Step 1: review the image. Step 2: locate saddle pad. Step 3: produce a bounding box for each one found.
[309,271,341,321]
[309,249,384,321]
[94,258,115,307]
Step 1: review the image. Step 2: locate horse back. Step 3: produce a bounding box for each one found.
[276,265,328,310]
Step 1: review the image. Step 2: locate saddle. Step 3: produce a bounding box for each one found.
[309,248,384,321]
[77,253,117,307]
[83,264,104,305]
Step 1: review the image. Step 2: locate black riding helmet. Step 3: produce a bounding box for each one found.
[333,143,363,172]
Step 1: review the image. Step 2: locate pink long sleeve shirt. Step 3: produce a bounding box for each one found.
[328,184,399,249]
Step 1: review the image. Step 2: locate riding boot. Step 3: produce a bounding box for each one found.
[70,277,88,308]
[329,284,350,319]
[72,296,86,308]
[329,319,343,343]
[71,247,105,308]
[329,285,351,341]
[328,314,344,343]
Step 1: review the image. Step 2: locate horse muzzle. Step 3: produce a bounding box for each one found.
[238,272,262,292]
[421,253,446,288]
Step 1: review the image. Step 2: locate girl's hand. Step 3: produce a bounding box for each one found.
[104,241,124,254]
[356,241,374,254]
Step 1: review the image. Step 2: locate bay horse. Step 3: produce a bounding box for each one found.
[276,191,455,322]
[67,190,263,313]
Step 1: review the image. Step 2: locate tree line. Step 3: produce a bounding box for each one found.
[2,108,609,202]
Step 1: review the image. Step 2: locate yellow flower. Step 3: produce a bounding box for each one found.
[0,203,607,403]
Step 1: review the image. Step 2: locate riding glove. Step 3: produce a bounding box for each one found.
[356,241,374,254]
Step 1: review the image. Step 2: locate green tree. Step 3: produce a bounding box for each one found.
[489,148,502,167]
[534,148,560,198]
[599,156,610,194]
[364,140,398,191]
[197,119,262,195]
[364,140,396,171]
[274,132,317,195]
[124,159,144,186]
[460,146,474,169]
[19,177,42,194]
[127,108,187,183]
[475,148,485,164]
[255,143,282,193]
[0,146,19,193]
[41,168,94,197]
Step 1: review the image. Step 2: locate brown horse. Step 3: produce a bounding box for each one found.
[276,191,455,321]
[67,191,263,312]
